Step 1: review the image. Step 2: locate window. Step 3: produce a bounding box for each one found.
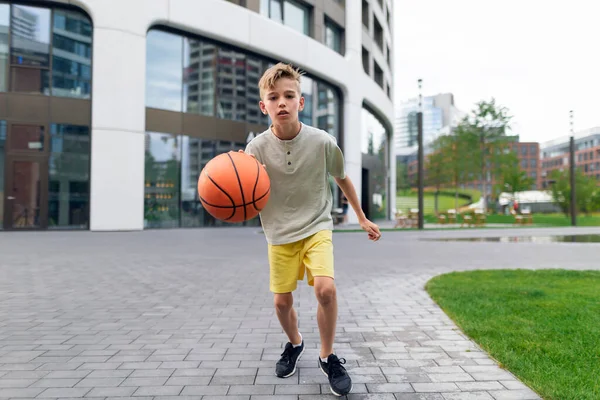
[10,5,51,94]
[530,159,537,168]
[361,108,389,220]
[146,30,183,112]
[0,5,8,91]
[260,0,310,35]
[362,0,369,28]
[362,47,369,74]
[373,61,383,88]
[373,17,383,50]
[299,75,313,126]
[51,10,92,98]
[48,124,90,229]
[324,19,343,54]
[144,132,181,229]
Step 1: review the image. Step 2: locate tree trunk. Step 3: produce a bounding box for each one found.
[434,187,439,215]
[481,133,487,213]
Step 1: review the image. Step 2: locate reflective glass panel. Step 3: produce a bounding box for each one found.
[10,5,50,67]
[299,75,313,126]
[146,30,183,111]
[48,124,90,229]
[283,0,308,35]
[0,4,9,91]
[51,9,92,98]
[180,136,260,227]
[361,108,389,220]
[144,132,181,228]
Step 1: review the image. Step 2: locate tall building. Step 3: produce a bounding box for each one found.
[541,127,600,187]
[0,0,394,232]
[394,93,463,156]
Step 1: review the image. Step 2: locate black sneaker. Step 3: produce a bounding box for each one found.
[275,341,304,378]
[318,354,352,396]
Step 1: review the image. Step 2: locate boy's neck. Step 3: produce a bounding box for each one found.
[272,120,302,141]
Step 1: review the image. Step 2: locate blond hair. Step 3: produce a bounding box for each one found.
[258,62,303,99]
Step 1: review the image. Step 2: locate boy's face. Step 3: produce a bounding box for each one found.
[260,78,304,124]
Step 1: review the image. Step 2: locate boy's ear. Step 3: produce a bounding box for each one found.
[259,101,267,115]
[298,96,305,112]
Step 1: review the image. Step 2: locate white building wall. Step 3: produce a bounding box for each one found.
[68,0,394,230]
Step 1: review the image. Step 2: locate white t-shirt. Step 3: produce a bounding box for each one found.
[245,123,346,245]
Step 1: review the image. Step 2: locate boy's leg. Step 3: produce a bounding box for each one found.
[273,292,302,345]
[313,277,337,358]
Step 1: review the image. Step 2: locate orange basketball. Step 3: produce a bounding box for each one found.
[197,151,270,223]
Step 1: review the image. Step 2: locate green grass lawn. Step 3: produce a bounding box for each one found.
[426,269,600,400]
[396,193,470,214]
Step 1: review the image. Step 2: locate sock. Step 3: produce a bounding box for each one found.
[320,352,333,363]
[292,332,302,347]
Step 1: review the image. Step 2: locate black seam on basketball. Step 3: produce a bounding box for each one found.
[227,152,247,221]
[199,186,270,209]
[252,158,260,211]
[203,171,236,220]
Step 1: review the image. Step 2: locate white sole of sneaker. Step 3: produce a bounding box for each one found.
[279,346,304,378]
[318,361,353,396]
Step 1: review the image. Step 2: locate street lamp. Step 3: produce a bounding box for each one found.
[417,79,424,230]
[569,110,576,226]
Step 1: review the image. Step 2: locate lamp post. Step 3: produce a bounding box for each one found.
[569,110,576,226]
[417,79,424,229]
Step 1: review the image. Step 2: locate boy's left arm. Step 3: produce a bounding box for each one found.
[334,176,381,241]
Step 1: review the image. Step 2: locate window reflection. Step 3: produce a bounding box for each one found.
[181,137,260,227]
[299,76,313,126]
[184,38,216,116]
[361,108,389,220]
[11,5,51,94]
[51,9,92,98]
[48,124,90,229]
[144,132,181,229]
[146,31,183,111]
[0,5,9,92]
[283,1,308,35]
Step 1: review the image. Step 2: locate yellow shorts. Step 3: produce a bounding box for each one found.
[268,230,334,293]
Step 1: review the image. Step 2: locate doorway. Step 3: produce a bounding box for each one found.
[2,123,49,230]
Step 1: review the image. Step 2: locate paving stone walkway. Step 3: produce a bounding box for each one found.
[1,226,599,400]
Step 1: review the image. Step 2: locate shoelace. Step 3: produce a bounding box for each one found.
[328,357,347,378]
[279,344,294,364]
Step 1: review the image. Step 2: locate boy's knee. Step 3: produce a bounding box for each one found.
[274,293,294,313]
[315,282,336,305]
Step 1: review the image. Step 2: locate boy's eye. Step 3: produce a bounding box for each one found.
[286,95,294,98]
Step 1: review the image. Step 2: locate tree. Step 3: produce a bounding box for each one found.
[459,99,513,211]
[495,152,534,200]
[396,159,409,192]
[549,169,599,217]
[426,136,451,214]
[442,124,479,211]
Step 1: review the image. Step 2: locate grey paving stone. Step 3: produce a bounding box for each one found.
[488,390,541,400]
[2,228,587,400]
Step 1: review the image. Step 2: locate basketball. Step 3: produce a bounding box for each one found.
[197,151,270,223]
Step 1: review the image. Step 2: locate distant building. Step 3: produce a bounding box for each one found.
[541,127,600,187]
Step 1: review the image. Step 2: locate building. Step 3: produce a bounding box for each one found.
[0,0,394,231]
[541,127,600,188]
[407,139,542,197]
[394,93,463,156]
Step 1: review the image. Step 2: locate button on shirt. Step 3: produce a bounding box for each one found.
[245,123,346,245]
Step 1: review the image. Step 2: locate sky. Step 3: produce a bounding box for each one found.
[393,0,600,144]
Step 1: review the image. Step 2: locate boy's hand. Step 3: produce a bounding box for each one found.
[238,150,266,169]
[359,218,381,241]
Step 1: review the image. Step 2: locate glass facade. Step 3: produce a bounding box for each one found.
[145,28,343,228]
[324,20,342,54]
[260,0,310,35]
[144,132,256,228]
[1,4,91,97]
[48,124,90,229]
[361,108,389,220]
[0,3,92,231]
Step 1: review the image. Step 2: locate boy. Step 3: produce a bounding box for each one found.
[244,62,381,396]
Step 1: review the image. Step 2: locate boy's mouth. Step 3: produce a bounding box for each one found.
[278,110,289,116]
